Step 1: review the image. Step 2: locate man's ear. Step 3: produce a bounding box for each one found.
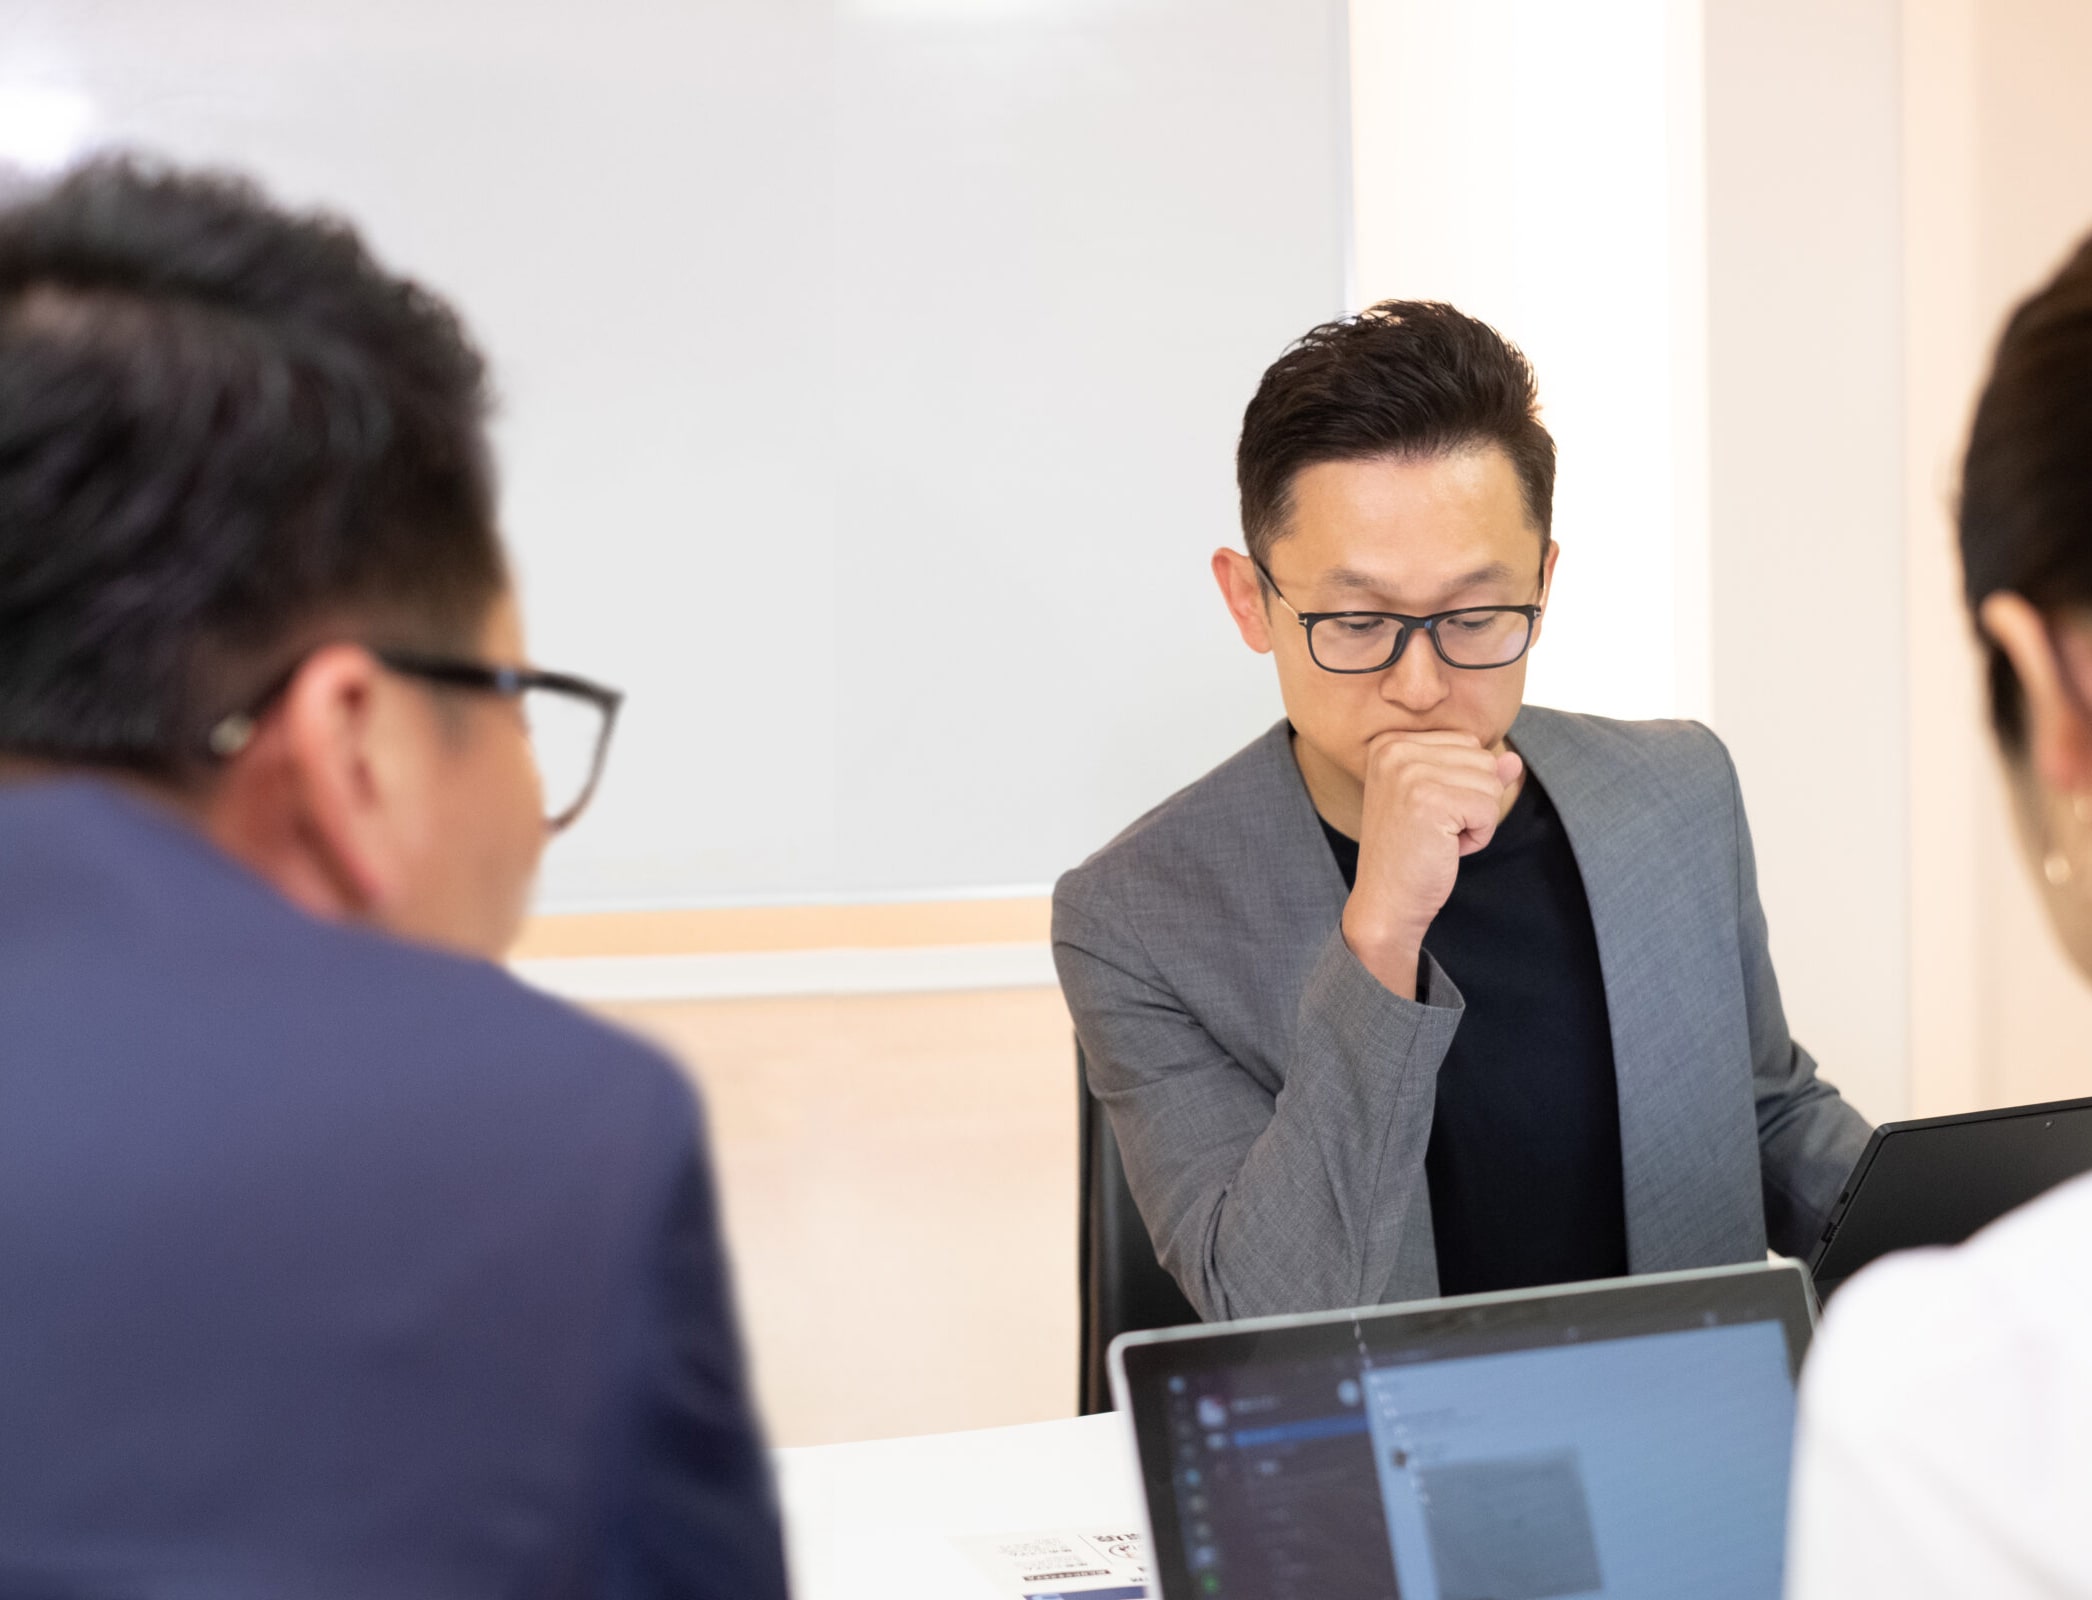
[1531,539,1560,646]
[206,644,423,925]
[1212,547,1276,655]
[1980,592,2092,794]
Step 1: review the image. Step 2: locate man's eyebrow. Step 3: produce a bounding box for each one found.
[1320,561,1522,605]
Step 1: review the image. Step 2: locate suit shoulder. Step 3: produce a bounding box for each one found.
[1519,702,1726,763]
[2,783,692,1125]
[305,942,710,1246]
[129,882,707,1187]
[1054,721,1290,931]
[1516,704,1734,799]
[362,936,694,1113]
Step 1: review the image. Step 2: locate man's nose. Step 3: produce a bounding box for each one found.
[1380,627,1450,710]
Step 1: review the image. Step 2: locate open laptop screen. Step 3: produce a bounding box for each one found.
[1112,1262,1813,1600]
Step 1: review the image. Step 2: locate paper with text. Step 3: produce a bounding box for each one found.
[954,1526,1149,1598]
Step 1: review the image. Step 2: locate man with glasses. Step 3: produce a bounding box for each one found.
[0,160,785,1596]
[1054,302,1869,1320]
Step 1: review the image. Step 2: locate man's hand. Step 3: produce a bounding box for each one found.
[1341,731,1523,1000]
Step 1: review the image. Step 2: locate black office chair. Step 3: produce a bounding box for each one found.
[1077,1043,1201,1415]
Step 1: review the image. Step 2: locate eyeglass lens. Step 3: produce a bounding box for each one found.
[1308,610,1533,673]
[521,685,610,828]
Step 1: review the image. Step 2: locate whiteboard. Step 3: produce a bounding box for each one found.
[5,0,1350,910]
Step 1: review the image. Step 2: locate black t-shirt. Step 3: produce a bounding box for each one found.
[1320,774,1629,1296]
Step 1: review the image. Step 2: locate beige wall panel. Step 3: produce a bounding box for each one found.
[1704,0,1909,1123]
[514,897,1052,960]
[597,988,1078,1449]
[1902,0,1988,1114]
[1905,0,2092,1112]
[1969,1,2092,1109]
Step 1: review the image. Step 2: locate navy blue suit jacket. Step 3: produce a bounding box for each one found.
[0,780,789,1599]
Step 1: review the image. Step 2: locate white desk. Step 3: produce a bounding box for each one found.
[776,1411,1146,1600]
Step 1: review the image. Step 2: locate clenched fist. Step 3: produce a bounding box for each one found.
[1341,730,1524,999]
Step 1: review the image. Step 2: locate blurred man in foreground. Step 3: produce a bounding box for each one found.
[0,159,787,1598]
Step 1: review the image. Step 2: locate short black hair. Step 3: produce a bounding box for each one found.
[0,156,503,774]
[1236,299,1556,566]
[1961,233,2092,752]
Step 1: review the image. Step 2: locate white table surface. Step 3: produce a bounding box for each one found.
[776,1411,1147,1600]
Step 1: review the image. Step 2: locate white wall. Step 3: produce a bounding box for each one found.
[0,0,1347,913]
[1348,0,1710,726]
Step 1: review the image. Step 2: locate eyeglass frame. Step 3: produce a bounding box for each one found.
[1251,556,1545,676]
[204,646,625,834]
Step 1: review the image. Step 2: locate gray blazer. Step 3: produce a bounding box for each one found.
[1052,706,1870,1322]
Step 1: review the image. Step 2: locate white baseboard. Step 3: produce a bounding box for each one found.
[511,941,1059,1003]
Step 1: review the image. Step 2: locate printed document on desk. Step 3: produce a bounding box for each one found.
[775,1411,1146,1600]
[955,1526,1148,1598]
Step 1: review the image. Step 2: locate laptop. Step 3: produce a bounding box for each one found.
[1110,1260,1815,1600]
[1808,1093,2092,1300]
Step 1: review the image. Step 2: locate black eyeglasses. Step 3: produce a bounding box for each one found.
[1253,558,1543,675]
[206,648,624,834]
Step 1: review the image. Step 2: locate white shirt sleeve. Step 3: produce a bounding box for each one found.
[1786,1175,2092,1599]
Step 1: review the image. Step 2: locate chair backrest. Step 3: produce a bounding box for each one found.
[1077,1043,1201,1415]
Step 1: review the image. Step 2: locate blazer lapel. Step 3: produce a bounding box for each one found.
[1509,707,1761,1272]
[1240,720,1353,922]
[1219,723,1355,1083]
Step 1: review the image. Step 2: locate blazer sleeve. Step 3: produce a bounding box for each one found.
[1717,733,1872,1257]
[1054,879,1464,1321]
[610,1075,789,1600]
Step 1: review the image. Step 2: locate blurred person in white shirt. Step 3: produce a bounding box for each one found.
[1786,232,2092,1598]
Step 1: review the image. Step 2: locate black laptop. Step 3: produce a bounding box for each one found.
[1809,1094,2092,1299]
[1112,1261,1815,1600]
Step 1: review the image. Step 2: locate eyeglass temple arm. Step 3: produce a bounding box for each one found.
[1249,555,1306,622]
